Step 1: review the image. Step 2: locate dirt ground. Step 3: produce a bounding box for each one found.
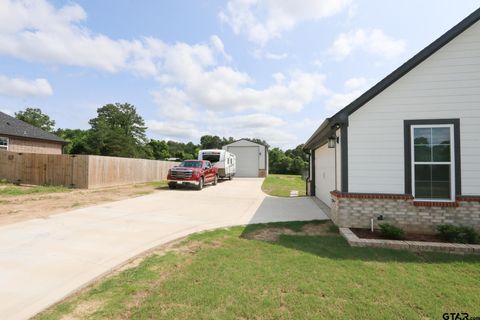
[243,222,336,242]
[0,183,166,227]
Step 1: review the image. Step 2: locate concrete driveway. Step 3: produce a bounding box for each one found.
[0,178,328,319]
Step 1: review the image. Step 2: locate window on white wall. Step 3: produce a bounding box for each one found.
[411,125,454,200]
[0,137,8,150]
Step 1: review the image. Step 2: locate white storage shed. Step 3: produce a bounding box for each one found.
[223,139,268,177]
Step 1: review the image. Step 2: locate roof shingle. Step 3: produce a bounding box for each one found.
[0,111,64,143]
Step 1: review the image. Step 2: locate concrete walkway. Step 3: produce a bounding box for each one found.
[0,178,328,319]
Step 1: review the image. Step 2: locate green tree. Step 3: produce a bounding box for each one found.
[221,136,236,146]
[200,135,223,149]
[290,156,307,175]
[285,144,308,162]
[87,103,148,158]
[245,138,269,148]
[15,107,55,132]
[269,146,307,175]
[55,128,89,154]
[148,139,170,160]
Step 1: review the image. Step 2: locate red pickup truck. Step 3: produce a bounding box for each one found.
[167,160,218,190]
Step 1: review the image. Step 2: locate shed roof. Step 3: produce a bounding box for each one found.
[223,139,267,148]
[304,7,480,150]
[0,111,64,143]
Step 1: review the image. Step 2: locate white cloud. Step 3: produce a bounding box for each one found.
[0,75,53,97]
[153,56,329,113]
[147,111,296,147]
[0,0,330,148]
[329,28,406,60]
[219,0,352,45]
[147,120,206,140]
[0,0,328,115]
[151,88,201,121]
[210,114,296,147]
[325,77,372,112]
[209,113,286,128]
[253,49,288,60]
[210,35,232,61]
[0,0,166,76]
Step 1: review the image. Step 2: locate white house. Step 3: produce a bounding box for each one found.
[223,139,268,177]
[304,8,480,233]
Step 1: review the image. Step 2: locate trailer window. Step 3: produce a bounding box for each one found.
[202,154,220,163]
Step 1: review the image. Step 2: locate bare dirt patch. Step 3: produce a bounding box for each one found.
[0,183,166,227]
[60,300,104,320]
[244,222,335,242]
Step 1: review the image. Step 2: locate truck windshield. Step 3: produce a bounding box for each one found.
[202,154,220,163]
[179,161,202,168]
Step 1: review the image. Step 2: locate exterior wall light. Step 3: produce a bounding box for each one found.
[328,136,336,148]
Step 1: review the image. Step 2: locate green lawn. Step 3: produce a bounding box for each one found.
[261,174,306,197]
[0,184,71,196]
[37,221,480,320]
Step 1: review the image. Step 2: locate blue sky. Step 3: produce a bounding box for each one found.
[1,0,479,148]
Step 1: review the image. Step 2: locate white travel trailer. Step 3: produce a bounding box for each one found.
[198,149,236,180]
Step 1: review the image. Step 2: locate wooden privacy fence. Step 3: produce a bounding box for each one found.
[0,150,179,189]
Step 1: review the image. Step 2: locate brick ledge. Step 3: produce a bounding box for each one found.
[413,201,459,207]
[331,191,413,200]
[331,191,480,204]
[457,196,480,202]
[339,228,480,255]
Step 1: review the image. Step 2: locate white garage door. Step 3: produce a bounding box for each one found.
[228,146,259,177]
[315,144,336,207]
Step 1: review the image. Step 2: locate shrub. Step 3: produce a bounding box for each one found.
[437,224,459,242]
[328,224,339,233]
[379,223,406,240]
[437,224,479,244]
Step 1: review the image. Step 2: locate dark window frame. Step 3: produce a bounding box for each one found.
[0,136,8,150]
[404,119,461,197]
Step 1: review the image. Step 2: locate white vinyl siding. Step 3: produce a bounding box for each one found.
[348,19,480,195]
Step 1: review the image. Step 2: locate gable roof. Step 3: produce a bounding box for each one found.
[223,139,267,148]
[305,7,480,150]
[0,111,64,143]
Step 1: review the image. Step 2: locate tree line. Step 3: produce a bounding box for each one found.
[13,104,308,175]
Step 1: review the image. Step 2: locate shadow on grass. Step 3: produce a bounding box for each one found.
[240,220,480,264]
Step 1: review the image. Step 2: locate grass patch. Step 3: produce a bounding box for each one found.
[141,180,169,190]
[261,174,306,197]
[0,184,71,197]
[36,221,480,320]
[131,191,153,196]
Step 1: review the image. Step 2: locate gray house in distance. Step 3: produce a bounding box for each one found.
[304,8,480,233]
[0,111,64,154]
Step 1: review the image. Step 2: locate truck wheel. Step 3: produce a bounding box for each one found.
[228,175,233,181]
[197,177,204,190]
[168,183,177,189]
[213,175,218,186]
